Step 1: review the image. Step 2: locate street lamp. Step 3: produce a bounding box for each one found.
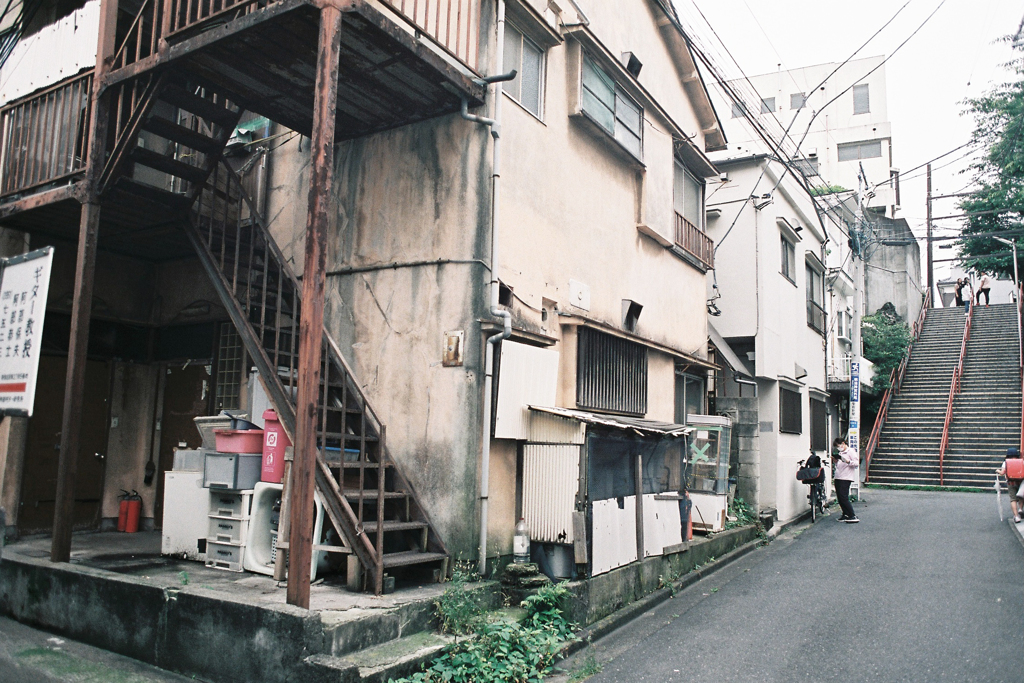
[993,236,1021,379]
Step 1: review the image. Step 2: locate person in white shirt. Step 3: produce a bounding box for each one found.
[832,437,859,523]
[976,273,992,307]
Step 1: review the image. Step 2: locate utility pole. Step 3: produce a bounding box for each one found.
[926,163,934,307]
[850,166,867,498]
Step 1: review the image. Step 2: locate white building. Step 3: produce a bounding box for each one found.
[715,56,898,217]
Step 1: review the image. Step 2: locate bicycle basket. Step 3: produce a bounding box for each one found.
[796,467,825,484]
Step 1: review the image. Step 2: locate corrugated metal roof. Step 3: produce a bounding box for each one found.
[528,406,692,437]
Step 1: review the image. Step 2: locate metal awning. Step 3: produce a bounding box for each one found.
[529,406,692,438]
[708,323,753,378]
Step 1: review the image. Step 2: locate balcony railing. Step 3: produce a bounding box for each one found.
[674,212,714,270]
[0,71,92,197]
[112,0,481,72]
[807,299,826,334]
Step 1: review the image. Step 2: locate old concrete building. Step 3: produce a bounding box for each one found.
[0,0,727,597]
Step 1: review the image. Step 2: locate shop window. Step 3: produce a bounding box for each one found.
[780,385,802,434]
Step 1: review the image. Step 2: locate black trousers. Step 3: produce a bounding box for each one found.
[835,479,855,519]
[977,288,990,304]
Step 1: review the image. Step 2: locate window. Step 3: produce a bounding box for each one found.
[780,386,802,434]
[214,322,243,410]
[781,236,796,282]
[761,97,775,114]
[790,92,806,110]
[577,327,648,415]
[810,397,827,451]
[674,162,703,228]
[837,140,882,162]
[806,264,825,334]
[853,84,870,114]
[731,102,747,118]
[503,23,544,117]
[582,53,642,158]
[674,371,705,424]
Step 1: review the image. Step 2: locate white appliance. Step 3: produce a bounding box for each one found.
[161,471,210,560]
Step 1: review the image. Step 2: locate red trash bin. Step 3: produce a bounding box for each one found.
[262,409,291,483]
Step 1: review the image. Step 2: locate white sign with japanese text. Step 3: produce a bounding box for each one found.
[0,248,53,417]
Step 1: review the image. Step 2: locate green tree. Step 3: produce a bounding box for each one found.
[861,303,910,415]
[958,41,1024,278]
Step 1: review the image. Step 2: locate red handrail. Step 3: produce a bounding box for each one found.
[1019,282,1023,455]
[939,297,974,485]
[864,289,931,479]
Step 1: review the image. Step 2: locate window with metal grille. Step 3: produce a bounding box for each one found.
[810,397,828,451]
[214,322,244,411]
[853,83,870,114]
[779,386,802,434]
[577,327,647,416]
[792,157,818,177]
[837,139,882,161]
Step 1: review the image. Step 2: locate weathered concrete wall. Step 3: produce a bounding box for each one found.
[564,525,760,626]
[0,555,325,683]
[99,362,158,526]
[716,397,759,507]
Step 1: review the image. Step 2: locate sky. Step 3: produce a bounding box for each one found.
[676,0,1024,282]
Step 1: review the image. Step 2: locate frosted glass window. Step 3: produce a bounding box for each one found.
[502,24,544,117]
[853,84,870,114]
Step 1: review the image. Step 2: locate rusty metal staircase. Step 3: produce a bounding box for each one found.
[181,160,449,591]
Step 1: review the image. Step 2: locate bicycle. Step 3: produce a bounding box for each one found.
[796,453,827,523]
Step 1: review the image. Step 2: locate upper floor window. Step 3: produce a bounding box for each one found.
[806,263,825,334]
[853,84,870,114]
[674,163,703,228]
[781,235,796,283]
[780,385,802,434]
[582,53,642,158]
[761,97,775,114]
[837,139,882,162]
[503,23,544,118]
[790,92,806,110]
[731,102,746,118]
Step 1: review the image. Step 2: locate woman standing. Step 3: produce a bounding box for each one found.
[833,437,859,523]
[954,278,965,308]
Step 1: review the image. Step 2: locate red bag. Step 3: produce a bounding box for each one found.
[1005,458,1024,480]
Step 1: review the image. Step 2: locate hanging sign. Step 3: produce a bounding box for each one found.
[0,247,54,417]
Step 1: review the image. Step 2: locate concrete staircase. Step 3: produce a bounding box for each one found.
[868,304,1021,487]
[867,306,964,485]
[943,304,1022,485]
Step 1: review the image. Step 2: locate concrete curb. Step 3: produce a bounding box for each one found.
[1008,518,1024,551]
[556,532,765,662]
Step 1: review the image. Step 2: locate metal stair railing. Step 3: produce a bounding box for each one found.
[1019,282,1023,455]
[864,289,931,480]
[939,299,974,485]
[183,160,447,593]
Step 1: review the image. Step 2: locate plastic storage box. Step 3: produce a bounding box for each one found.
[204,452,262,490]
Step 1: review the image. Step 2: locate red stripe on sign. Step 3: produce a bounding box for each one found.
[0,383,26,392]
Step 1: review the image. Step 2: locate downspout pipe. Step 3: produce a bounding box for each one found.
[461,0,513,577]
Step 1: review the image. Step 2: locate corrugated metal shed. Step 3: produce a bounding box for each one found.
[521,444,580,544]
[528,405,692,438]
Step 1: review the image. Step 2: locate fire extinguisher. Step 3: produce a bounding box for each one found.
[117,489,130,532]
[123,490,142,533]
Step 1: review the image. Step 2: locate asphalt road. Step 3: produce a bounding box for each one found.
[0,615,198,683]
[564,489,1024,683]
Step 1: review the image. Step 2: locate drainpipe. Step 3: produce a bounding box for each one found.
[461,0,515,577]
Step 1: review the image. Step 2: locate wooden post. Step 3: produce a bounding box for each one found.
[287,4,342,609]
[50,0,117,563]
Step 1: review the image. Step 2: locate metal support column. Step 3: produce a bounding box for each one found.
[287,4,342,608]
[50,0,117,562]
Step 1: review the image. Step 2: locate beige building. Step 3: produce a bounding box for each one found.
[0,0,726,584]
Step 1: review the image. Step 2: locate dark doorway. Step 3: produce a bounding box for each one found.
[154,363,211,525]
[19,356,111,533]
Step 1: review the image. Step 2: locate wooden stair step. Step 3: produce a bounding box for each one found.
[382,551,448,568]
[131,147,209,183]
[344,490,407,500]
[142,116,223,153]
[361,520,428,533]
